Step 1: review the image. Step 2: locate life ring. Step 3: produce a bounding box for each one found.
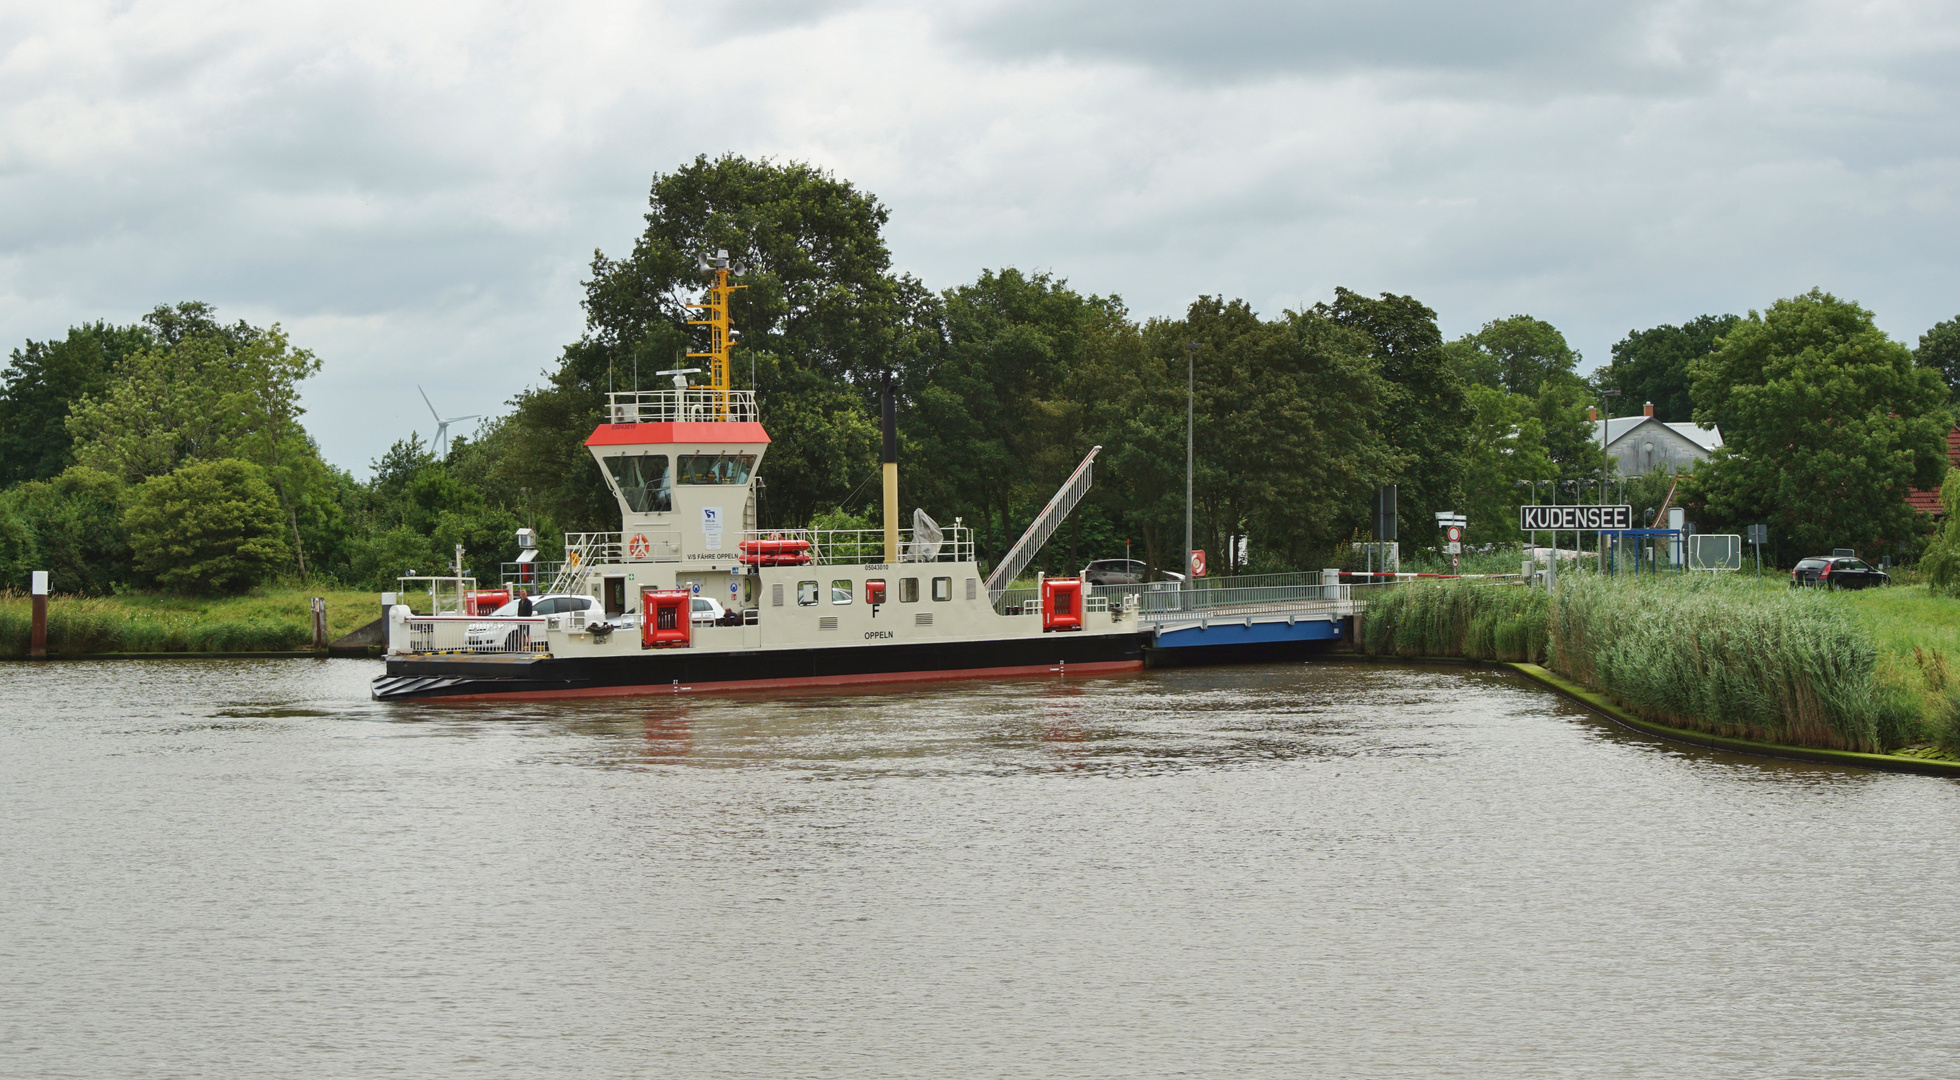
[628,533,651,559]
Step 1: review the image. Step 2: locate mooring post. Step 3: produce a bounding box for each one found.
[30,570,48,659]
[311,597,328,650]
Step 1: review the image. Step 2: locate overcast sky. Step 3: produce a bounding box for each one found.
[3,0,1956,475]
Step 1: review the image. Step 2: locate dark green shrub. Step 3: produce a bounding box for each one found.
[125,460,289,597]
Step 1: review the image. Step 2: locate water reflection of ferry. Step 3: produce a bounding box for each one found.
[372,254,1145,702]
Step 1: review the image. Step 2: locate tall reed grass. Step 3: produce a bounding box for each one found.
[1360,580,1549,662]
[0,593,309,657]
[1548,575,1919,753]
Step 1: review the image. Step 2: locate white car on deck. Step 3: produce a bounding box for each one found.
[466,594,597,650]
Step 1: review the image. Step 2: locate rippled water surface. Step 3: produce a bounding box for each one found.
[4,657,1959,1078]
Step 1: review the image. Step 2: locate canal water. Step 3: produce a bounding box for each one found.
[3,658,1958,1078]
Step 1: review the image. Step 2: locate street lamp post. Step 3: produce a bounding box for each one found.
[1185,342,1197,609]
[1599,389,1620,573]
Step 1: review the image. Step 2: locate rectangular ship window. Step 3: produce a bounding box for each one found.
[675,453,756,485]
[900,577,919,602]
[932,576,952,602]
[831,579,854,604]
[797,581,819,606]
[772,582,785,607]
[602,454,671,513]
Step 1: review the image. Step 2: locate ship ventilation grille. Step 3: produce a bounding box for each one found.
[915,612,933,627]
[819,616,839,631]
[771,583,784,606]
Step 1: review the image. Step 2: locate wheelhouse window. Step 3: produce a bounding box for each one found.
[832,579,854,604]
[932,576,952,602]
[676,453,756,485]
[603,454,671,513]
[900,577,919,603]
[797,581,819,606]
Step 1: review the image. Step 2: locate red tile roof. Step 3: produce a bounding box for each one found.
[1908,427,1960,515]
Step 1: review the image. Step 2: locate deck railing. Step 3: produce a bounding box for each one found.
[738,526,974,567]
[402,615,551,655]
[606,388,759,425]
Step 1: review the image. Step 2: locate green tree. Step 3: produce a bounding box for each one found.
[1316,288,1469,545]
[1458,385,1555,547]
[67,305,328,577]
[1448,315,1579,395]
[903,269,1105,558]
[1599,314,1740,423]
[507,154,924,530]
[348,526,441,589]
[124,459,291,596]
[0,321,151,485]
[2,467,131,595]
[0,500,38,592]
[1082,298,1398,574]
[1917,316,1960,397]
[1687,289,1949,554]
[1920,472,1960,595]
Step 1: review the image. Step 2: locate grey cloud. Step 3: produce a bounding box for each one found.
[950,0,1792,95]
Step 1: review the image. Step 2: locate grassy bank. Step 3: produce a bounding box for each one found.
[0,587,384,658]
[1363,574,1957,755]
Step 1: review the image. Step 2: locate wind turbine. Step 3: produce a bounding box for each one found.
[419,386,481,460]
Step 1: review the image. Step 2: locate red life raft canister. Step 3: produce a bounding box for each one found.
[640,588,693,649]
[1042,578,1084,633]
[738,537,813,566]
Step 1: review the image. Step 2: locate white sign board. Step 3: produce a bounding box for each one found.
[1689,534,1743,571]
[702,506,723,551]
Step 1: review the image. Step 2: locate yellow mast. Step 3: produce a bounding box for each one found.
[686,255,746,419]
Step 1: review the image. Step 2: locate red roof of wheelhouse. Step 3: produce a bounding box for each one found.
[585,422,771,446]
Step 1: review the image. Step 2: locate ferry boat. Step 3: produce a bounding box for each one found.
[371,254,1148,701]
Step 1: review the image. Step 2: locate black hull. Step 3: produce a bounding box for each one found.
[372,631,1150,702]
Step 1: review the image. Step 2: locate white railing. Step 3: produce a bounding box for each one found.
[402,615,550,655]
[607,388,758,424]
[737,526,975,566]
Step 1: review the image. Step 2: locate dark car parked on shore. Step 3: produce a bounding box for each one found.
[1790,556,1889,589]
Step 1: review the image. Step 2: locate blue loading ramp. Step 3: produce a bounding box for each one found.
[1151,614,1345,650]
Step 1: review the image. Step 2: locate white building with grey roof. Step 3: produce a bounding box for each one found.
[1594,401,1723,477]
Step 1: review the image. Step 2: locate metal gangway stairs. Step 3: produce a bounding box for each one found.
[986,446,1100,601]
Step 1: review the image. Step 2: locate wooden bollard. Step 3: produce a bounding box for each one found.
[30,570,48,659]
[310,597,327,650]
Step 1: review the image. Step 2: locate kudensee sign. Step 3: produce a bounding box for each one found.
[1519,504,1634,531]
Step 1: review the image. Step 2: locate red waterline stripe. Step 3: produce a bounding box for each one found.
[428,659,1146,703]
